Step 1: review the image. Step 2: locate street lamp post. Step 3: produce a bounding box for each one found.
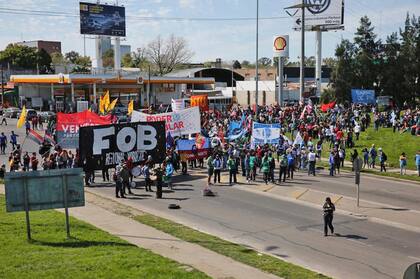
[255,0,259,111]
[285,1,320,102]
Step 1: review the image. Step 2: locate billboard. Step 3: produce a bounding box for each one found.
[351,89,376,104]
[294,0,344,30]
[273,35,289,57]
[80,2,126,37]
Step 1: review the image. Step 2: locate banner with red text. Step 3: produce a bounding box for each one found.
[56,110,112,148]
[131,106,200,137]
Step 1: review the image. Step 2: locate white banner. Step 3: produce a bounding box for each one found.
[131,106,201,136]
[171,99,185,112]
[294,0,344,30]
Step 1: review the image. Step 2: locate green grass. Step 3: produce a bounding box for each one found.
[135,214,330,279]
[317,161,420,183]
[0,195,208,279]
[354,127,419,169]
[320,127,419,170]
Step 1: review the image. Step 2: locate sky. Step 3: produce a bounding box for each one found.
[0,0,419,64]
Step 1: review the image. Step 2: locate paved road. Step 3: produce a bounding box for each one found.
[88,172,420,279]
[3,117,420,278]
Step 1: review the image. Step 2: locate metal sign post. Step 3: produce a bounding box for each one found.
[23,177,31,241]
[62,175,70,239]
[354,157,363,207]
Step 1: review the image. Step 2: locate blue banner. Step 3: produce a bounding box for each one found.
[351,89,376,104]
[251,122,281,146]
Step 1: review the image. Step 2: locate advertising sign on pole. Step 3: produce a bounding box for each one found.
[79,122,166,169]
[80,2,126,37]
[273,35,289,57]
[294,0,344,30]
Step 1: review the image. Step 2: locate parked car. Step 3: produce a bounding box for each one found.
[4,107,21,118]
[38,111,56,122]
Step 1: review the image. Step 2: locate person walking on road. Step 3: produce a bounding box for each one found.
[261,153,270,185]
[369,144,377,168]
[207,154,214,186]
[114,162,125,199]
[416,150,420,177]
[308,148,317,176]
[278,154,288,183]
[0,132,7,154]
[164,157,174,190]
[323,197,335,237]
[10,131,18,150]
[399,152,407,175]
[0,114,7,125]
[328,151,335,176]
[213,154,222,184]
[227,155,237,185]
[378,148,387,172]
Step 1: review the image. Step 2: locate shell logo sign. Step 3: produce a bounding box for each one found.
[274,37,287,51]
[273,35,289,57]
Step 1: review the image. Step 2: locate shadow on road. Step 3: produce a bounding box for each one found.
[334,233,368,240]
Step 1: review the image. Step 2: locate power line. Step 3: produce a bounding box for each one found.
[0,7,290,22]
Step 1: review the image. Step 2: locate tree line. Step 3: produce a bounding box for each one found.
[327,14,420,106]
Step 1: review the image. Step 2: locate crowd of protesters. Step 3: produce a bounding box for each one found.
[1,103,419,184]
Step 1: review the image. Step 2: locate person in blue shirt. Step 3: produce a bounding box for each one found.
[165,157,174,190]
[25,120,31,135]
[10,131,19,150]
[0,132,6,154]
[329,151,335,176]
[416,150,420,177]
[287,151,295,180]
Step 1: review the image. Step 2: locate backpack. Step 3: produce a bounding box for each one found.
[280,157,288,167]
[383,153,387,161]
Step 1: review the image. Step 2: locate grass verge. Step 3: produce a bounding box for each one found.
[0,195,208,279]
[318,161,420,183]
[135,214,330,279]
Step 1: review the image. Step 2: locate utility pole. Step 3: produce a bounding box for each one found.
[285,1,319,102]
[1,64,4,106]
[255,0,259,110]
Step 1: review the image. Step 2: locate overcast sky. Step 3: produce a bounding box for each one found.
[0,0,419,63]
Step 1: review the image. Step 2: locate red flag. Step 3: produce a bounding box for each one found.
[321,101,336,112]
[27,129,44,145]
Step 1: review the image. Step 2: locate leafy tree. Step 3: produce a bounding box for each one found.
[65,51,81,64]
[322,57,337,68]
[0,44,38,69]
[232,60,242,69]
[241,60,251,68]
[37,49,52,74]
[122,53,133,67]
[51,52,66,65]
[258,57,272,67]
[353,16,381,90]
[102,49,114,68]
[131,47,150,71]
[330,39,356,103]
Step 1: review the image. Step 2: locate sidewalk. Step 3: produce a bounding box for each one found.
[0,185,279,279]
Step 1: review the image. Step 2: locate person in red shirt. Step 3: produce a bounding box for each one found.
[336,130,344,141]
[126,156,134,183]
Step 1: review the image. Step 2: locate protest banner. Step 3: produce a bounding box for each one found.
[351,89,376,104]
[79,122,166,170]
[56,111,112,148]
[131,106,200,136]
[321,101,336,112]
[177,137,211,161]
[190,95,209,112]
[251,122,281,147]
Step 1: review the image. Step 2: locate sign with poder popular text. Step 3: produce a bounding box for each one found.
[79,122,166,170]
[131,106,201,136]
